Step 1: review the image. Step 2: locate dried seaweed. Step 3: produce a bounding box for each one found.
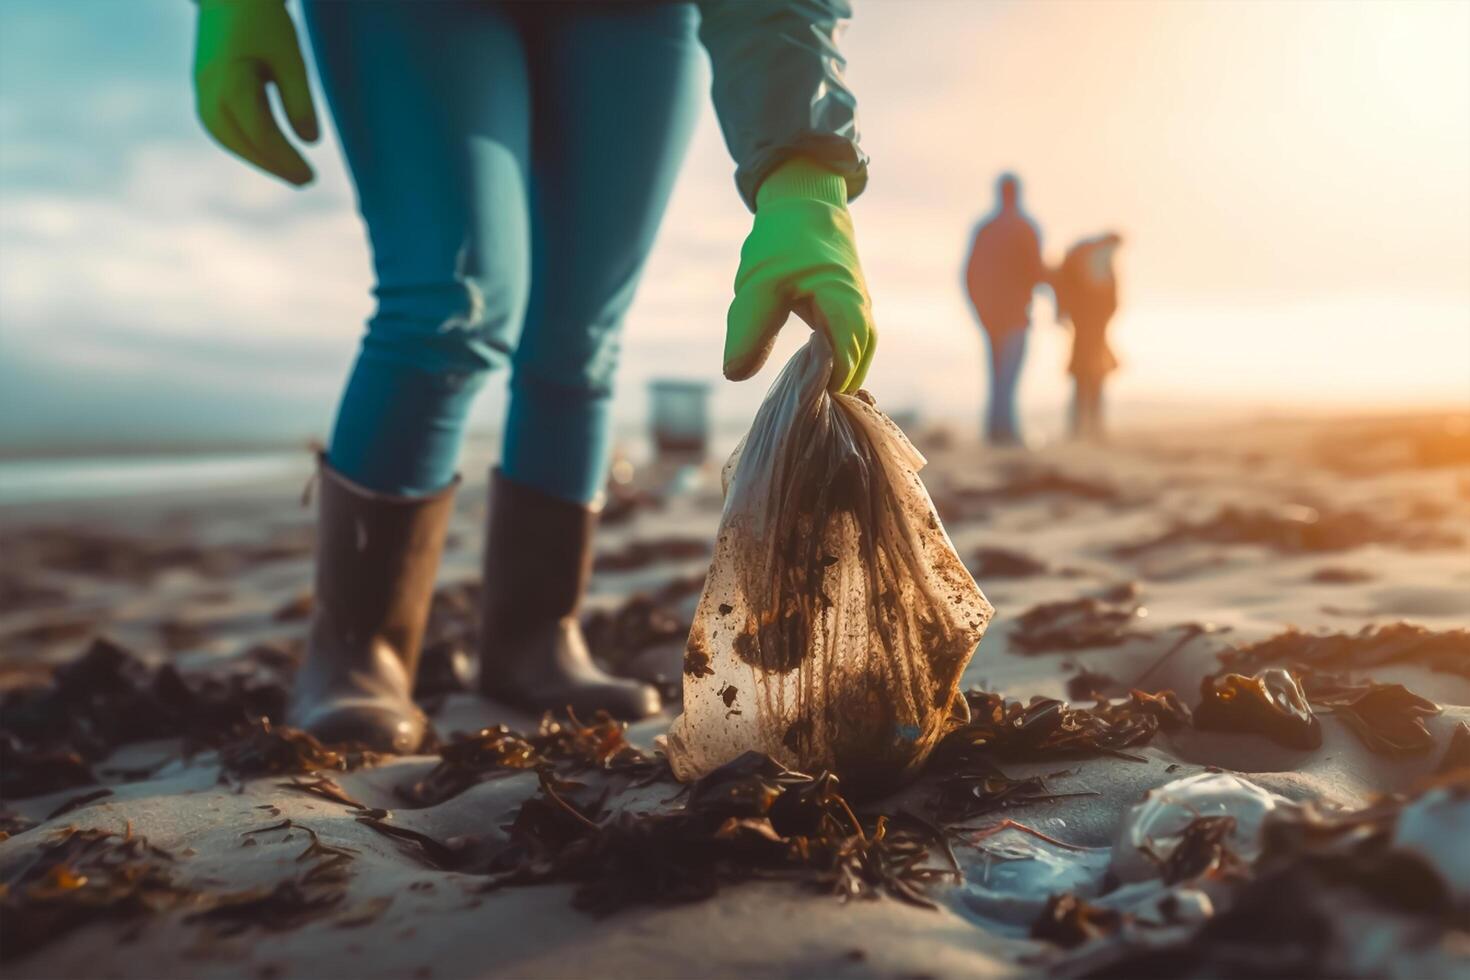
[1308,566,1375,585]
[0,809,38,841]
[217,718,371,782]
[582,594,689,670]
[1079,786,1461,978]
[1220,622,1470,682]
[1311,682,1441,756]
[1114,504,1461,557]
[929,767,1099,823]
[1195,669,1322,750]
[968,547,1050,579]
[480,753,954,914]
[188,879,345,936]
[1010,596,1149,654]
[1150,815,1246,884]
[1032,892,1126,948]
[593,536,709,572]
[187,820,359,937]
[0,827,190,961]
[0,637,293,799]
[356,815,473,870]
[278,774,367,810]
[1066,669,1119,701]
[398,711,660,808]
[44,788,114,820]
[0,735,96,799]
[932,690,1169,769]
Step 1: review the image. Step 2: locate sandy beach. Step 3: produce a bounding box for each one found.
[2,410,1467,979]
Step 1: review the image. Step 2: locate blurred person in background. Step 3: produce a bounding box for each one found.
[1051,232,1123,441]
[192,0,877,752]
[964,173,1044,446]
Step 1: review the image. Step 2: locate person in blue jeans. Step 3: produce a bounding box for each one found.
[192,0,878,752]
[964,173,1043,446]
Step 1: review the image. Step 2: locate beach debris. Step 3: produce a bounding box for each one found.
[666,337,992,796]
[216,718,369,781]
[44,787,114,821]
[1311,681,1441,756]
[186,820,359,936]
[0,735,96,799]
[278,774,367,810]
[1308,566,1375,584]
[600,477,664,527]
[482,752,956,914]
[397,711,658,808]
[1114,503,1461,557]
[955,825,1111,928]
[929,767,1098,823]
[0,827,189,962]
[356,815,478,870]
[1066,669,1119,701]
[1194,668,1322,750]
[1391,782,1470,905]
[932,690,1178,770]
[593,536,709,572]
[1438,722,1470,774]
[1031,892,1126,948]
[1082,781,1466,978]
[968,547,1050,579]
[582,594,688,669]
[188,878,346,936]
[0,809,38,840]
[1219,622,1470,682]
[1150,815,1246,885]
[3,524,311,583]
[0,636,294,798]
[1009,595,1148,654]
[1109,772,1283,885]
[1314,413,1470,475]
[273,591,314,622]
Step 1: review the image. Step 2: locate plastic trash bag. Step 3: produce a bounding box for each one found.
[664,336,993,796]
[1109,772,1284,883]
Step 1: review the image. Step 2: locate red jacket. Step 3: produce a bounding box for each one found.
[965,207,1043,336]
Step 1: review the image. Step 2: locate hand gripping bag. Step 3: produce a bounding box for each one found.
[664,336,993,796]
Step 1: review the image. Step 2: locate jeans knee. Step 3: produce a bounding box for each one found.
[365,274,527,379]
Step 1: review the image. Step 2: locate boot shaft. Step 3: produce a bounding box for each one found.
[309,461,458,678]
[480,471,599,646]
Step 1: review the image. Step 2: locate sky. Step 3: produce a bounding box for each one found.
[1,0,1467,454]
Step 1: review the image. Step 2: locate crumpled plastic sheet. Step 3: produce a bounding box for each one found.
[1109,772,1285,884]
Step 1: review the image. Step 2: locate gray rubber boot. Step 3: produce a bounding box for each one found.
[479,471,661,720]
[286,460,456,752]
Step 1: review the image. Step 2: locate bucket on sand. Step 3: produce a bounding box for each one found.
[649,379,710,458]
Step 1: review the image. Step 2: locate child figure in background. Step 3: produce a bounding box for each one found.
[1052,233,1123,441]
[192,0,878,752]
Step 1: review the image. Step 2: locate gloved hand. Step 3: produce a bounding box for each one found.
[193,0,319,186]
[724,159,876,393]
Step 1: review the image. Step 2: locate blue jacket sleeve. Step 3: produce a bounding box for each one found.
[697,0,868,211]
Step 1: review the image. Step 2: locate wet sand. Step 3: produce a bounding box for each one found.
[1,411,1467,978]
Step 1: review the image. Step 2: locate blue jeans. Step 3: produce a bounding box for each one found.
[984,328,1027,445]
[304,1,702,502]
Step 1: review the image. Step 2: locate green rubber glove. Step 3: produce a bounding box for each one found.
[724,159,877,394]
[193,0,319,186]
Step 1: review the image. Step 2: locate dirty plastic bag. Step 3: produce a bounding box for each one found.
[664,335,993,796]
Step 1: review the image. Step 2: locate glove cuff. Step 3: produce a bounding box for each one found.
[756,159,849,211]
